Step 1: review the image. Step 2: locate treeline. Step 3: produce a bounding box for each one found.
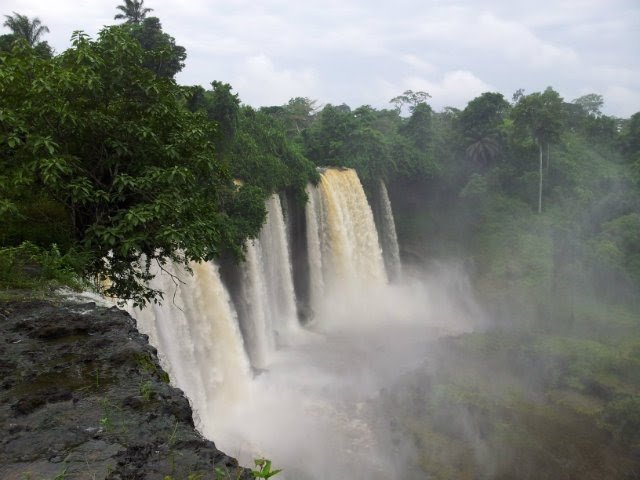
[260,88,640,314]
[1,3,639,311]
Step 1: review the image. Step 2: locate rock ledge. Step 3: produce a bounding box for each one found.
[0,299,251,480]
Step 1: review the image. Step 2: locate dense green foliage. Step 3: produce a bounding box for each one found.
[0,11,319,304]
[126,17,186,79]
[2,5,640,478]
[185,82,319,197]
[0,242,86,292]
[300,102,437,186]
[0,28,268,304]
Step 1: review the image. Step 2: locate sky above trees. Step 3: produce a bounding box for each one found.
[2,0,639,116]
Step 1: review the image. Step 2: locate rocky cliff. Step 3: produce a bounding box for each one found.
[0,298,252,480]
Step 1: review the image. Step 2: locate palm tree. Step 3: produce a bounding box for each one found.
[114,0,153,25]
[3,12,49,47]
[465,134,502,167]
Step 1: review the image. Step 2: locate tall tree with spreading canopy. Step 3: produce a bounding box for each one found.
[511,87,564,213]
[390,90,431,115]
[572,93,604,117]
[263,97,319,136]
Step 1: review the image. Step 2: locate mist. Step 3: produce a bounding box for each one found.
[208,262,483,480]
[130,122,640,479]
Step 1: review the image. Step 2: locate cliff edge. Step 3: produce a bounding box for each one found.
[0,298,252,480]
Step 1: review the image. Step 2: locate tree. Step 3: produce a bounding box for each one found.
[511,87,565,213]
[399,102,433,151]
[390,90,431,114]
[114,0,153,24]
[572,93,604,117]
[0,34,52,57]
[0,27,266,305]
[1,12,52,57]
[183,83,318,197]
[620,112,640,161]
[465,134,501,167]
[458,92,510,139]
[512,88,525,104]
[127,16,186,78]
[563,94,620,145]
[3,12,49,46]
[232,106,318,196]
[619,112,640,185]
[204,81,241,159]
[303,104,356,166]
[273,97,319,136]
[458,92,510,167]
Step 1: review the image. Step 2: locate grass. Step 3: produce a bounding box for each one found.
[136,352,171,383]
[0,241,89,295]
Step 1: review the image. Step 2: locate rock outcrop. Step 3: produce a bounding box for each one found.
[0,298,252,480]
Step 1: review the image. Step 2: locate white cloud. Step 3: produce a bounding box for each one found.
[592,65,639,86]
[234,54,319,106]
[398,54,437,75]
[408,9,579,70]
[604,85,640,117]
[475,13,579,69]
[1,0,637,116]
[318,24,388,56]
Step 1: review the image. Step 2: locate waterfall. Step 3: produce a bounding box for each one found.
[378,180,402,281]
[124,167,443,479]
[318,168,387,285]
[258,194,299,341]
[307,168,387,318]
[233,193,301,367]
[130,260,251,439]
[236,239,274,368]
[305,184,325,315]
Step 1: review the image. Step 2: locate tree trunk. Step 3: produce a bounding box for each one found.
[538,140,543,214]
[546,142,550,172]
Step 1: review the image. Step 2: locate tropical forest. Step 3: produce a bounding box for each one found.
[1,2,639,479]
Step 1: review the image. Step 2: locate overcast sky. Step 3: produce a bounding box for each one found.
[2,0,639,117]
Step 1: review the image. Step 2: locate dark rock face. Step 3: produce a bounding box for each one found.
[0,299,252,480]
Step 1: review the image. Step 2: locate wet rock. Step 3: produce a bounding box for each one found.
[35,323,90,340]
[0,298,253,480]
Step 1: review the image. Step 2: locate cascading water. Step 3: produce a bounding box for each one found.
[256,194,299,341]
[304,184,324,316]
[378,180,402,281]
[129,260,251,439]
[236,239,274,369]
[306,168,388,321]
[128,167,481,479]
[317,168,387,287]
[233,194,301,367]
